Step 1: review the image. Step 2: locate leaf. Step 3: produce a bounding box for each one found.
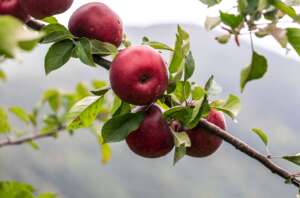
[169,25,190,74]
[0,107,10,133]
[76,82,91,99]
[91,80,108,89]
[0,16,43,58]
[90,87,110,96]
[66,96,104,129]
[251,128,269,146]
[75,38,95,66]
[273,0,297,18]
[37,193,57,198]
[0,69,6,81]
[112,101,131,117]
[174,81,191,102]
[271,27,287,48]
[42,89,61,112]
[9,106,30,123]
[90,39,118,56]
[187,96,211,129]
[215,34,231,44]
[212,94,241,119]
[102,112,144,143]
[240,51,268,92]
[42,31,73,44]
[205,76,222,96]
[199,0,222,7]
[192,86,205,100]
[92,128,112,164]
[163,106,193,125]
[44,40,74,74]
[42,16,58,24]
[172,131,191,147]
[283,153,300,166]
[142,37,173,51]
[0,181,35,198]
[27,140,40,150]
[173,145,186,165]
[287,28,300,56]
[205,16,221,31]
[220,12,243,29]
[184,52,195,80]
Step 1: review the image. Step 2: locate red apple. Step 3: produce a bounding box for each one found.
[186,109,226,157]
[68,2,123,47]
[126,105,174,158]
[0,0,29,22]
[20,0,73,19]
[110,46,168,105]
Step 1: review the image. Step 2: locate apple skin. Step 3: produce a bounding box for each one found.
[186,109,226,157]
[20,0,73,19]
[110,46,168,105]
[126,105,174,158]
[0,0,29,22]
[68,2,123,47]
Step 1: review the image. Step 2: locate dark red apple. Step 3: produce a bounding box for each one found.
[68,2,123,47]
[186,109,226,157]
[126,105,174,158]
[0,0,29,22]
[110,46,168,105]
[20,0,73,19]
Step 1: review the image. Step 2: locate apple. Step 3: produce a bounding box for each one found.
[68,2,123,47]
[126,105,174,158]
[20,0,73,19]
[110,46,168,105]
[0,0,29,22]
[186,109,226,157]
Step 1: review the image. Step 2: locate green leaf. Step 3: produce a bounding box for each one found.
[90,87,110,96]
[287,28,300,56]
[27,140,40,150]
[42,24,69,33]
[273,0,297,18]
[174,81,191,102]
[184,52,195,80]
[220,12,243,29]
[91,80,108,89]
[90,39,118,56]
[42,16,58,24]
[215,34,231,44]
[283,153,300,166]
[199,0,222,7]
[66,96,104,129]
[212,94,241,119]
[240,51,268,92]
[42,89,61,112]
[112,101,131,117]
[252,128,269,146]
[0,69,6,81]
[76,82,91,99]
[187,96,211,129]
[42,31,73,44]
[0,16,43,58]
[44,40,74,74]
[173,145,186,165]
[204,16,221,31]
[9,106,30,123]
[142,37,173,51]
[163,106,193,125]
[0,181,35,198]
[169,25,190,74]
[93,130,112,164]
[204,75,222,96]
[102,112,144,143]
[37,193,57,198]
[75,38,95,66]
[0,107,10,133]
[172,131,191,147]
[192,86,205,100]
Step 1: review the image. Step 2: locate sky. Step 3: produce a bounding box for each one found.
[57,0,300,60]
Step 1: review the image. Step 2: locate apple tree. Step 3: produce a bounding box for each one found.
[0,0,300,197]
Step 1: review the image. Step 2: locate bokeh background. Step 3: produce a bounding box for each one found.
[1,0,300,197]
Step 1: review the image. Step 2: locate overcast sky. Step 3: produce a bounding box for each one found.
[57,0,300,60]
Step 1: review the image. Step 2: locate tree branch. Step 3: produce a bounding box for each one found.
[26,19,111,70]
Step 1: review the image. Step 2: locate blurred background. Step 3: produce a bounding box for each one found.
[1,0,300,197]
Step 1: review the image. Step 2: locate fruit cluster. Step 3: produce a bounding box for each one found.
[0,1,226,159]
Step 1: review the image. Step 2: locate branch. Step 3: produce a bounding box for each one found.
[26,19,111,70]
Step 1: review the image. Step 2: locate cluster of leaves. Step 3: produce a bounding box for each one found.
[0,181,56,198]
[203,0,300,91]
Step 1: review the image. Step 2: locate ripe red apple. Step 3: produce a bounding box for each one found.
[110,46,168,105]
[68,2,123,47]
[186,109,226,157]
[126,105,174,158]
[20,0,73,19]
[0,0,29,22]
